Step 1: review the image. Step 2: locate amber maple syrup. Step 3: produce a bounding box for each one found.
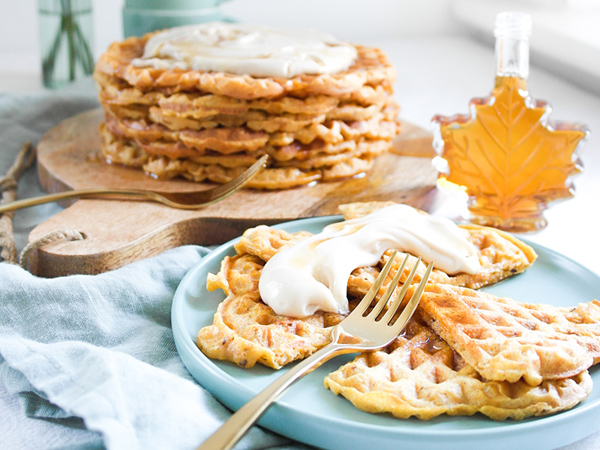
[432,12,589,232]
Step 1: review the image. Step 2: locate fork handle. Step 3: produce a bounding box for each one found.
[197,342,352,450]
[0,189,157,214]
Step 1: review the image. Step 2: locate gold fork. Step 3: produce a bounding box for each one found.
[0,155,269,214]
[199,251,434,450]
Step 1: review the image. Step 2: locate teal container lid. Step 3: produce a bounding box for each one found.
[124,0,227,10]
[122,0,233,37]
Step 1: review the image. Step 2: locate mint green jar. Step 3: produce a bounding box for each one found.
[123,0,231,37]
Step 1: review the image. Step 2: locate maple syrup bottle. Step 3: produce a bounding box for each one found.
[432,12,589,232]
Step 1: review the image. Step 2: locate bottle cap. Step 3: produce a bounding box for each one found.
[494,12,532,38]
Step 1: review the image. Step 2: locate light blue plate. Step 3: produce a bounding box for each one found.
[172,216,600,450]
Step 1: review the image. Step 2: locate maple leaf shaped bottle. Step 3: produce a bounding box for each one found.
[431,11,589,232]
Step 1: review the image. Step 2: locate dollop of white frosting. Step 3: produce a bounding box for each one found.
[131,22,358,78]
[259,204,481,318]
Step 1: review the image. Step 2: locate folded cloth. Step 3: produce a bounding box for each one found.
[0,247,299,449]
[0,82,306,449]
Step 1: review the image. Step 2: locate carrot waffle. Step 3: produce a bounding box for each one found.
[100,125,388,188]
[324,314,592,420]
[95,38,396,100]
[418,283,600,386]
[339,202,538,290]
[103,113,399,151]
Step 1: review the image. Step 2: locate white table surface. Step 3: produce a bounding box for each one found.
[1,35,600,449]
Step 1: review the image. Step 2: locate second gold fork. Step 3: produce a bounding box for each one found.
[0,154,269,214]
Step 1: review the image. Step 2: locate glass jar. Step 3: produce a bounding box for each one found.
[431,12,589,232]
[122,0,232,38]
[38,0,94,89]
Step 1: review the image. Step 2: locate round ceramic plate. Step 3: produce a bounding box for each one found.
[171,216,600,450]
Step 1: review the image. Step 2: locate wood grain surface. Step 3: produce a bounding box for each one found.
[30,108,437,277]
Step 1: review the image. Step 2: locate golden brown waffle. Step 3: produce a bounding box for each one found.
[102,122,390,164]
[324,315,592,420]
[149,99,399,123]
[232,224,312,263]
[104,113,399,151]
[418,283,600,386]
[198,253,344,368]
[104,102,329,132]
[95,72,394,113]
[104,114,270,154]
[199,225,407,368]
[95,34,396,100]
[197,214,539,367]
[147,107,326,133]
[100,125,388,189]
[339,202,537,290]
[100,135,322,189]
[101,97,398,132]
[236,210,537,291]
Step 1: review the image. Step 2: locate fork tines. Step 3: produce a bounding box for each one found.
[354,251,434,328]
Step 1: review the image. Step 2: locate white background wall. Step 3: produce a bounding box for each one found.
[2,0,600,94]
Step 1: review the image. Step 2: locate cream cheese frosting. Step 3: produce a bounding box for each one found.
[259,204,481,318]
[131,22,358,78]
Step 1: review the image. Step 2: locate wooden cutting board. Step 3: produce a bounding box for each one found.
[30,108,436,277]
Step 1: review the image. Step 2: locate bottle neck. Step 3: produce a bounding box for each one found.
[495,34,529,80]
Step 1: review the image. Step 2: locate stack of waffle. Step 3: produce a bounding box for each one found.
[93,24,400,189]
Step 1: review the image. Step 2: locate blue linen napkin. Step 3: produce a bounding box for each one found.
[0,247,297,449]
[0,83,305,449]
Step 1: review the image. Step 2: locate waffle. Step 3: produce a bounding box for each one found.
[324,315,593,420]
[147,108,328,133]
[95,72,394,112]
[100,94,397,126]
[197,209,538,367]
[100,126,386,188]
[99,89,399,132]
[95,35,396,100]
[104,102,329,132]
[104,113,399,151]
[101,131,323,188]
[198,253,345,368]
[418,283,600,386]
[103,122,392,164]
[236,208,537,291]
[338,202,537,290]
